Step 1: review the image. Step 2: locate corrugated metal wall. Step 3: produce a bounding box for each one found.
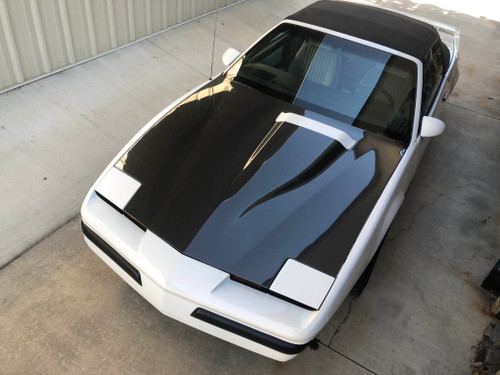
[0,0,240,92]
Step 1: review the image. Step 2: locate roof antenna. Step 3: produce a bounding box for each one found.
[209,7,218,80]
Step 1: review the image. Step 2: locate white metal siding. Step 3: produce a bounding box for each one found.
[0,0,241,92]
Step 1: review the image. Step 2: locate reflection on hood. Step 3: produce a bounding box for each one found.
[114,76,404,288]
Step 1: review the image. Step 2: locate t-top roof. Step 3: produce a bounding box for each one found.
[286,0,440,62]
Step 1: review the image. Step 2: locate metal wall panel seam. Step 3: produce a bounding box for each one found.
[106,0,118,49]
[58,0,76,64]
[162,0,168,28]
[146,0,152,35]
[0,0,245,94]
[127,0,135,41]
[84,0,98,56]
[0,35,14,87]
[0,0,24,82]
[176,0,182,23]
[191,0,196,17]
[29,0,51,73]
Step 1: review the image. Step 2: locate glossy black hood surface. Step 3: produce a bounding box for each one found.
[116,76,404,287]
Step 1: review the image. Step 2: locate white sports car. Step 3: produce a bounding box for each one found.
[81,0,459,361]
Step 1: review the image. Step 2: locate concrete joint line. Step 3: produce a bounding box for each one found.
[0,214,80,272]
[318,340,378,375]
[446,102,500,122]
[328,295,357,346]
[386,191,442,243]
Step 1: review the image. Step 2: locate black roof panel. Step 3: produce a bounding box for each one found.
[286,0,439,62]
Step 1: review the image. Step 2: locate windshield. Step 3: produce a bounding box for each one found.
[232,24,417,142]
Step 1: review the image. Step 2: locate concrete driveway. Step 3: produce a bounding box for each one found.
[0,0,498,374]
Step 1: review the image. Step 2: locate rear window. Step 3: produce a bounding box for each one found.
[232,24,417,142]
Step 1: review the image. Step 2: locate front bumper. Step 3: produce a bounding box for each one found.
[81,191,320,361]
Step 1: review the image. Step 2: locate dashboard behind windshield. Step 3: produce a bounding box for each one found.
[232,23,417,142]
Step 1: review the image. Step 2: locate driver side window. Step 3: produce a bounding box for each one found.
[421,42,444,117]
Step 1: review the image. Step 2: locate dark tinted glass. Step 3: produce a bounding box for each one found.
[234,24,324,102]
[233,24,418,142]
[421,41,445,116]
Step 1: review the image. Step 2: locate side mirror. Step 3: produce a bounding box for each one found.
[222,48,240,67]
[421,116,446,138]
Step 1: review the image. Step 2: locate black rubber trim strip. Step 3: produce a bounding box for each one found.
[191,308,309,355]
[81,221,142,286]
